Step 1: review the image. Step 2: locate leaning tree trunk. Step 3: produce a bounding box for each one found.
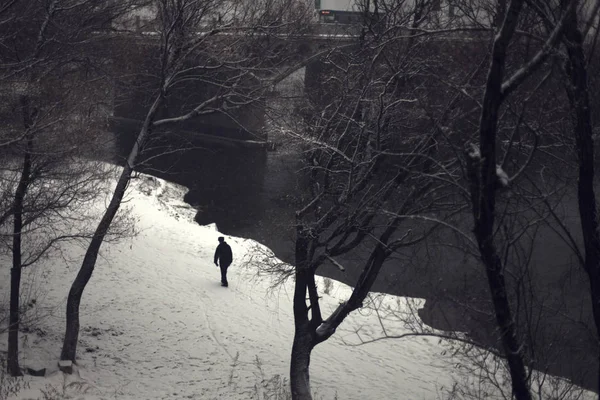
[60,95,163,363]
[561,6,600,394]
[7,98,34,377]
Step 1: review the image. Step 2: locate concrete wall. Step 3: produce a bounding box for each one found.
[111,37,266,142]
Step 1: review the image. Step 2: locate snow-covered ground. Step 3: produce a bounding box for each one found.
[0,172,595,399]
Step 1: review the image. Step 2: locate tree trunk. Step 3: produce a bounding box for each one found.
[561,5,600,394]
[471,1,532,398]
[60,95,163,363]
[7,98,34,377]
[7,263,22,377]
[480,242,532,398]
[7,264,22,377]
[290,323,313,400]
[60,163,133,362]
[8,150,31,377]
[290,228,315,400]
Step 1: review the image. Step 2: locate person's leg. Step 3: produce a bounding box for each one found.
[220,265,228,286]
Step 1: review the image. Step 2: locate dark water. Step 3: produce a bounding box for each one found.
[114,125,598,393]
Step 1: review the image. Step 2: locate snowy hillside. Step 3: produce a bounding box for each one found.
[0,172,595,399]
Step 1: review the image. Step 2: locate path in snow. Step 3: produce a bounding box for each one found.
[1,174,594,400]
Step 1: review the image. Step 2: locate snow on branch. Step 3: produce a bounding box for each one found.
[326,255,346,272]
[315,302,348,340]
[466,142,481,161]
[501,0,576,97]
[466,143,510,188]
[152,94,224,126]
[496,165,510,188]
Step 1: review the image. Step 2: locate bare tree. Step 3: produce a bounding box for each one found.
[60,0,313,364]
[0,0,141,376]
[286,0,588,398]
[520,0,600,394]
[559,2,600,395]
[258,3,469,398]
[459,0,575,398]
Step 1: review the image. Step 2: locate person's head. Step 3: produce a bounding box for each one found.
[218,236,225,243]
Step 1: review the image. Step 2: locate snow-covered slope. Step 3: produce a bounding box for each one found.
[0,173,595,399]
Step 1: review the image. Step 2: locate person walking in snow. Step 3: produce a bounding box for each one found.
[214,236,233,287]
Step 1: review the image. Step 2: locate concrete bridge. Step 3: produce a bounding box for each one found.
[109,25,359,148]
[107,28,358,232]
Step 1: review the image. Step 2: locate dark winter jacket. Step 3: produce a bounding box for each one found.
[214,242,233,267]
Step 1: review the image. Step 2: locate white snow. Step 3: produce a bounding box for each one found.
[466,142,480,161]
[0,171,595,399]
[496,164,510,187]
